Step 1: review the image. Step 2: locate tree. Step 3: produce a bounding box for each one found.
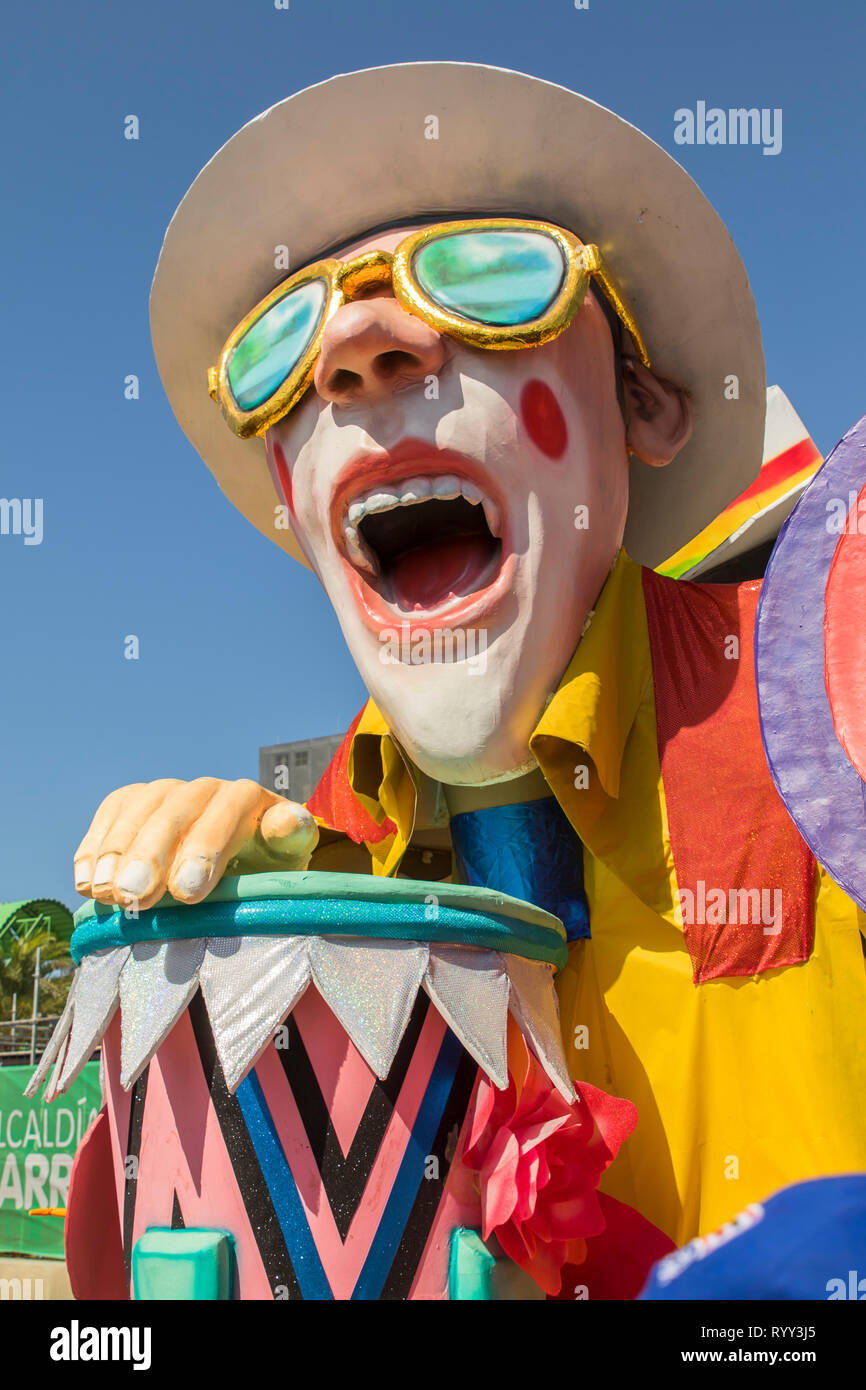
[0,929,74,1021]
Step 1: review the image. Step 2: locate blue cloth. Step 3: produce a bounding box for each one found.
[449,797,590,941]
[639,1175,866,1300]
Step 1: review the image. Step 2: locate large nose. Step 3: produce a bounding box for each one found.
[314,295,447,407]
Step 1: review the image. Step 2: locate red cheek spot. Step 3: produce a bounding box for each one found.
[271,441,295,517]
[520,379,568,460]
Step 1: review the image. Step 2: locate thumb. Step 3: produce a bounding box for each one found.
[259,799,319,866]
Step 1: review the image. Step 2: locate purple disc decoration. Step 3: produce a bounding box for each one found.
[756,414,866,910]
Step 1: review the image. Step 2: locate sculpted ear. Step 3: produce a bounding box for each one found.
[623,358,693,467]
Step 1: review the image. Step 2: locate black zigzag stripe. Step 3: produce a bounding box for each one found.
[122,1067,148,1289]
[277,993,430,1240]
[187,990,302,1300]
[379,1048,480,1301]
[170,1192,185,1229]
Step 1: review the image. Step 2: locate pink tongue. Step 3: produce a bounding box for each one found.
[391,534,493,610]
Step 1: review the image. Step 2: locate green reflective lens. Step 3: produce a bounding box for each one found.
[228,279,328,412]
[412,230,566,327]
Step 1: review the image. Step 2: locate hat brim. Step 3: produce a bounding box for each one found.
[150,62,765,569]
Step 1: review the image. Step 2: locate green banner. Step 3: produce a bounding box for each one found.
[0,1062,102,1258]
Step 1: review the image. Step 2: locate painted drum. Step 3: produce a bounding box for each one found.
[29,872,571,1300]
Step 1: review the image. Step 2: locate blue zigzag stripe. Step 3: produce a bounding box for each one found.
[352,1028,464,1300]
[235,1072,333,1301]
[236,1030,464,1300]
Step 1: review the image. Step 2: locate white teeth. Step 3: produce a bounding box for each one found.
[342,521,379,576]
[431,475,461,500]
[401,477,433,503]
[364,490,400,512]
[340,471,503,566]
[482,498,502,538]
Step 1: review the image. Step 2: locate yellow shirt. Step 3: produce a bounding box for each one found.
[315,551,866,1245]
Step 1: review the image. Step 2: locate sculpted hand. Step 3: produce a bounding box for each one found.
[73,778,319,910]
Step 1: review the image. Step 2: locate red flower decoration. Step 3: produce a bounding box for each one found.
[462,1019,638,1295]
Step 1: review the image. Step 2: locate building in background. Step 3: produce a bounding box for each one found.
[259,733,345,803]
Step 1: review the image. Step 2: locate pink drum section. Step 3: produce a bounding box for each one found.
[101,989,482,1300]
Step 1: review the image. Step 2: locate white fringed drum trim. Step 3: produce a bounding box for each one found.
[27,936,574,1102]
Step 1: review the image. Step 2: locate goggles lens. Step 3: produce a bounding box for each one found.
[227,277,328,411]
[411,229,566,327]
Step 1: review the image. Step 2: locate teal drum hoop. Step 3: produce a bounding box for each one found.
[71,871,568,969]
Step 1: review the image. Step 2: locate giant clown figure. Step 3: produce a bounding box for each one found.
[31,64,866,1302]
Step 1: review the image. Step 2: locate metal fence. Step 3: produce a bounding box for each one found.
[0,1016,61,1066]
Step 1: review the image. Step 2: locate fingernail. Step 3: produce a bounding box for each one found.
[92,854,118,888]
[74,860,92,890]
[116,860,152,897]
[173,857,213,899]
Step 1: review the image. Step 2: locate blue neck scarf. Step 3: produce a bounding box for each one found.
[449,797,590,942]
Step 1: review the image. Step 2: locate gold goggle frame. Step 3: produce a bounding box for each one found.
[208,217,650,439]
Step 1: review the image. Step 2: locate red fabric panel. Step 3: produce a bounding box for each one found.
[306,705,396,845]
[641,569,815,984]
[550,1193,675,1300]
[65,1107,128,1300]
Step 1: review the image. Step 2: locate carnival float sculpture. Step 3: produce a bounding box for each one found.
[28,63,866,1300]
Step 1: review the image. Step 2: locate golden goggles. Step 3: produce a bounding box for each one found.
[208,217,650,439]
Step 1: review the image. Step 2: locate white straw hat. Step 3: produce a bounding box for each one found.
[150,62,765,569]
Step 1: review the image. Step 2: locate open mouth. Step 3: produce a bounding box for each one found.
[339,472,504,614]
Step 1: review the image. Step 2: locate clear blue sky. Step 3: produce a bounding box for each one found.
[1,0,863,911]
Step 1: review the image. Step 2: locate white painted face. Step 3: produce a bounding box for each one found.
[264,223,631,787]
